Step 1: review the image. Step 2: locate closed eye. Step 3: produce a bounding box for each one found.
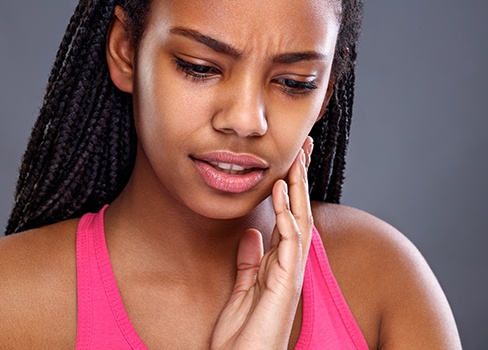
[173,57,318,97]
[273,77,318,98]
[172,57,220,82]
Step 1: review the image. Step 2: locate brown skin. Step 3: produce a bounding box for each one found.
[0,0,461,348]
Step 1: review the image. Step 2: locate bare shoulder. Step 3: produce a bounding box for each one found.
[311,201,462,349]
[0,219,79,349]
[310,202,425,272]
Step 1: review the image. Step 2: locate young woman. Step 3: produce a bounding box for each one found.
[0,0,461,348]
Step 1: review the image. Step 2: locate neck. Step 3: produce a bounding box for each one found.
[103,153,276,280]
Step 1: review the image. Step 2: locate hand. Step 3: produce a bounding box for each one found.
[210,137,314,350]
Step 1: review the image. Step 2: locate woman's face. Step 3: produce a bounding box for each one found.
[131,0,340,219]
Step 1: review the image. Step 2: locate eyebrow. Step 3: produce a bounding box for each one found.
[169,27,243,59]
[272,51,327,64]
[169,26,327,64]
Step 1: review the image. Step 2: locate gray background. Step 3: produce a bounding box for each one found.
[1,0,487,348]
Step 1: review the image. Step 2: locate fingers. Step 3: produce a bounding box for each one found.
[286,142,314,257]
[232,229,264,294]
[269,138,314,268]
[269,181,287,251]
[271,179,303,272]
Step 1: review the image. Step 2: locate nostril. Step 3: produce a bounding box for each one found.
[211,88,268,137]
[212,113,268,137]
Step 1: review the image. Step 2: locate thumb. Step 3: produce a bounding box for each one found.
[232,229,264,295]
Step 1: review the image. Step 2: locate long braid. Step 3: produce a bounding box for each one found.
[326,62,355,202]
[6,0,136,234]
[14,1,86,197]
[308,90,341,200]
[308,0,362,202]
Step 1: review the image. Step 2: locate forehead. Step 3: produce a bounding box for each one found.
[145,0,341,55]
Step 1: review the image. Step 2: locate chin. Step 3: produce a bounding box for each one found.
[186,191,270,221]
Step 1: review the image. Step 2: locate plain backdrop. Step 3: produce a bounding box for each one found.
[1,0,487,348]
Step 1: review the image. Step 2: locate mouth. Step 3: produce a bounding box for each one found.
[190,152,269,193]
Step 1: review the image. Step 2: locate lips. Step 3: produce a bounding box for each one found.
[191,152,268,193]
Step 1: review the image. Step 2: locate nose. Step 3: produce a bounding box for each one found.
[211,78,268,137]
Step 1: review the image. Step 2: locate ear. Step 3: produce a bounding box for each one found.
[106,6,134,93]
[315,79,335,122]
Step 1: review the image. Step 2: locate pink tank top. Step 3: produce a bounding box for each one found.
[75,206,368,349]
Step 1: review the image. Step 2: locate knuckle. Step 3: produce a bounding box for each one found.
[275,204,291,217]
[284,200,291,212]
[293,211,313,227]
[293,212,304,221]
[288,176,301,187]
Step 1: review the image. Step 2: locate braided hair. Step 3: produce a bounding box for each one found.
[6,0,364,234]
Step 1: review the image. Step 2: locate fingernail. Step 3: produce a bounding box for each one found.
[307,140,314,156]
[300,148,306,165]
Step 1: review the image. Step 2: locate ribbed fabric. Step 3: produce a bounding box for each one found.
[76,205,147,349]
[76,206,368,349]
[294,226,369,349]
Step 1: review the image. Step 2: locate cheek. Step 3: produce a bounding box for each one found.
[133,62,214,149]
[269,92,325,151]
[264,104,321,181]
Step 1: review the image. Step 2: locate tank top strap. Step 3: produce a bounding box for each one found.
[294,227,369,349]
[75,205,148,350]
